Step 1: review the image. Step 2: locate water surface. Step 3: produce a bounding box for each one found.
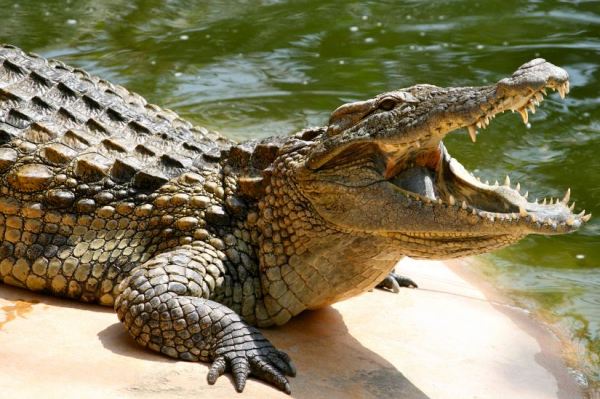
[1,0,599,388]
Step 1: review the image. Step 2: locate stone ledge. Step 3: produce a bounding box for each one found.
[0,258,582,399]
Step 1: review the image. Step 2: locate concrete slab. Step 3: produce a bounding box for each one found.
[0,259,582,399]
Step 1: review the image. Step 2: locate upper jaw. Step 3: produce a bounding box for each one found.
[308,59,571,169]
[429,58,571,144]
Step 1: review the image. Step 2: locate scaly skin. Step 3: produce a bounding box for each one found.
[0,45,589,393]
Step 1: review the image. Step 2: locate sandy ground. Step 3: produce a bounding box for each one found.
[0,258,583,399]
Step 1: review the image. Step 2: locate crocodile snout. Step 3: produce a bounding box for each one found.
[497,58,569,95]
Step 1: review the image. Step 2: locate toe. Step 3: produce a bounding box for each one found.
[231,357,250,393]
[250,357,291,394]
[207,356,227,385]
[277,350,296,377]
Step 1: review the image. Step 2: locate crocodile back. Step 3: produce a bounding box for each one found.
[0,45,232,207]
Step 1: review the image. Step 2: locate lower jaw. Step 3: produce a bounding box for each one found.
[384,231,526,259]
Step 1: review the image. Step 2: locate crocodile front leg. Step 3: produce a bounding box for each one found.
[114,243,295,393]
[376,270,418,293]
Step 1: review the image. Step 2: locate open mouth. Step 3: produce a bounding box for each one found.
[384,79,590,234]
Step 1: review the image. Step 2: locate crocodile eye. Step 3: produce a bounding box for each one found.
[378,98,397,111]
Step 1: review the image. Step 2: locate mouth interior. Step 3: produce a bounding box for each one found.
[385,143,583,231]
[389,146,522,213]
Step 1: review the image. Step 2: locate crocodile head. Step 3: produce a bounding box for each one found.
[277,59,589,259]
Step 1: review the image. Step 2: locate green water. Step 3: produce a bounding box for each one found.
[2,0,599,387]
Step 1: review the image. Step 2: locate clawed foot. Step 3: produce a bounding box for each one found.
[376,271,418,293]
[209,325,296,394]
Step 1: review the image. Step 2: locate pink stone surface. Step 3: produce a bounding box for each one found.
[0,259,582,399]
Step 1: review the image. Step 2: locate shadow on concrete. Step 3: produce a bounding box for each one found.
[98,322,173,364]
[262,306,431,399]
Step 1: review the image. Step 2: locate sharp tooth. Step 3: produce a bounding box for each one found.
[535,92,544,102]
[565,81,570,94]
[578,210,585,217]
[461,201,467,210]
[472,209,477,215]
[524,191,529,199]
[519,206,528,217]
[528,103,536,114]
[494,180,499,187]
[570,202,575,211]
[467,125,477,143]
[535,198,539,204]
[437,198,443,205]
[519,108,529,124]
[566,216,575,226]
[504,175,511,187]
[541,88,547,95]
[562,188,570,204]
[558,85,566,99]
[485,180,489,185]
[582,213,592,222]
[449,195,456,205]
[516,182,521,192]
[542,198,547,205]
[531,214,537,222]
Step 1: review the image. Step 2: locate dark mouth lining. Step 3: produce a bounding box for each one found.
[387,150,519,214]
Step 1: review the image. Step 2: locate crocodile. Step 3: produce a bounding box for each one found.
[0,45,589,394]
